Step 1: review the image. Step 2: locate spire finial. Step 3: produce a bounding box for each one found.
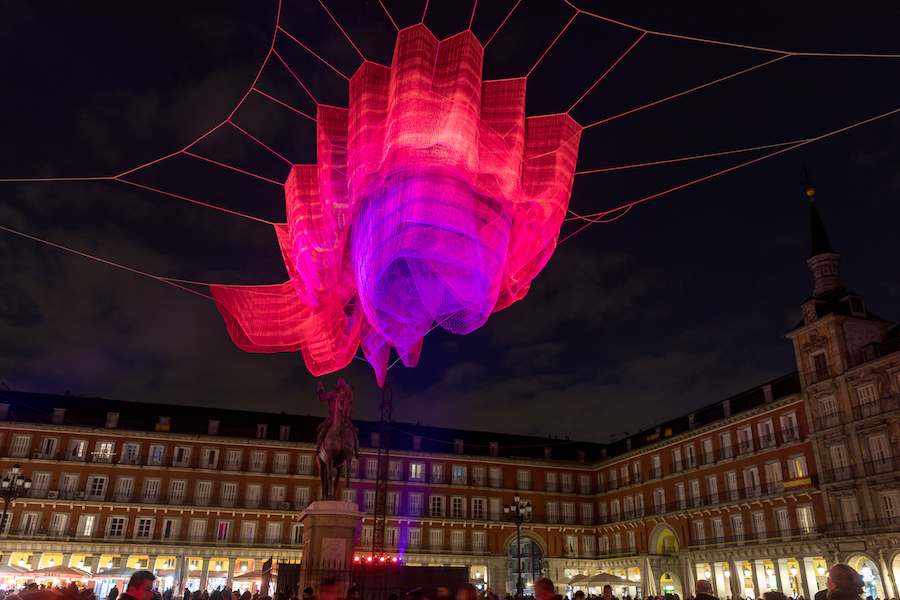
[800,165,815,201]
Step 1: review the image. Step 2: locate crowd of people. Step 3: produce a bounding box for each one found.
[0,562,889,600]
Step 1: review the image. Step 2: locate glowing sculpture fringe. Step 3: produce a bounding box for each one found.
[212,25,582,386]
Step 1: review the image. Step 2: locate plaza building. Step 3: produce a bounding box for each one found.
[0,196,898,599]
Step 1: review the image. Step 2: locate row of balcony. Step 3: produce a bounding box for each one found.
[815,393,900,431]
[1,528,298,547]
[687,518,900,549]
[602,427,804,492]
[823,456,900,483]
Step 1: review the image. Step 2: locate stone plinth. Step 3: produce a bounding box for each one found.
[296,500,363,593]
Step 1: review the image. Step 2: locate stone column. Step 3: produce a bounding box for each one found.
[225,559,234,591]
[713,563,727,599]
[62,553,74,568]
[175,556,186,595]
[752,560,767,595]
[256,558,267,594]
[1,554,11,566]
[774,559,791,596]
[878,550,896,600]
[735,564,749,599]
[797,557,815,600]
[200,559,211,592]
[487,556,507,596]
[31,552,43,571]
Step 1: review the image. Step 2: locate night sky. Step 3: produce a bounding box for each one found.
[2,1,899,442]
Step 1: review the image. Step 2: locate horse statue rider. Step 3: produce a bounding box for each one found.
[315,378,361,500]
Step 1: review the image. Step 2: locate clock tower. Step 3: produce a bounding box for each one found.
[785,184,890,387]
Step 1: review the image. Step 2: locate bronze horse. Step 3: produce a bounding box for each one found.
[316,380,360,500]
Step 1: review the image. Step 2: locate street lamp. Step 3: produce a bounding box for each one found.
[0,464,32,534]
[505,492,532,597]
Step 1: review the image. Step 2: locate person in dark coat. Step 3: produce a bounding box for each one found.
[534,579,562,600]
[695,580,718,600]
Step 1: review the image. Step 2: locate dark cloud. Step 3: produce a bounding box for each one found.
[1,1,899,438]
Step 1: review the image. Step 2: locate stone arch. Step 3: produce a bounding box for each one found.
[647,522,680,556]
[660,570,685,599]
[844,553,886,599]
[502,531,549,555]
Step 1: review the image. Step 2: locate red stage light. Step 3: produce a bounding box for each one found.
[212,25,581,385]
[366,557,373,563]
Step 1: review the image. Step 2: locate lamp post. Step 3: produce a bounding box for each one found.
[504,492,532,597]
[0,464,32,535]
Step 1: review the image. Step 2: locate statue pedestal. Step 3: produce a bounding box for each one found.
[296,500,363,594]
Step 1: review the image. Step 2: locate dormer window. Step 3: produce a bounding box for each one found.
[810,351,829,383]
[846,296,866,317]
[454,439,463,454]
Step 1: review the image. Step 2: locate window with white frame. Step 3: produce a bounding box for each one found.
[472,530,486,552]
[87,476,108,500]
[431,463,445,483]
[560,472,573,493]
[107,516,128,538]
[38,437,58,459]
[472,466,485,486]
[365,458,378,479]
[409,493,424,516]
[364,490,376,513]
[451,529,465,550]
[545,472,558,492]
[516,469,531,490]
[113,477,134,502]
[295,486,311,510]
[580,473,592,493]
[451,496,465,519]
[410,462,425,481]
[580,503,593,525]
[168,480,187,504]
[135,517,154,539]
[430,495,445,517]
[452,465,467,484]
[787,455,809,479]
[297,454,312,475]
[273,452,290,474]
[429,528,444,550]
[751,511,765,535]
[408,528,422,549]
[199,448,218,469]
[720,432,733,459]
[737,427,754,454]
[221,482,237,507]
[810,350,829,382]
[797,505,816,533]
[146,444,165,466]
[758,419,776,448]
[547,501,559,524]
[249,450,266,472]
[684,444,697,468]
[387,491,399,515]
[172,445,191,467]
[389,460,402,481]
[10,435,31,458]
[224,449,241,470]
[780,412,800,441]
[692,519,705,543]
[161,517,179,541]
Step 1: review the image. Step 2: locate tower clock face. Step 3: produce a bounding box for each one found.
[802,301,817,323]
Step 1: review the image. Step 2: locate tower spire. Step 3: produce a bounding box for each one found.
[802,173,845,297]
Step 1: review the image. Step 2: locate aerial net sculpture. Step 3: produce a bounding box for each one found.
[211,25,581,386]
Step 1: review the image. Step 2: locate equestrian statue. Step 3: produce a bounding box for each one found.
[315,378,361,501]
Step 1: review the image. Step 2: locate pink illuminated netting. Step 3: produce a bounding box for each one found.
[211,24,582,385]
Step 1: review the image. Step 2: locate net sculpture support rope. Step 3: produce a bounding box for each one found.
[211,24,582,385]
